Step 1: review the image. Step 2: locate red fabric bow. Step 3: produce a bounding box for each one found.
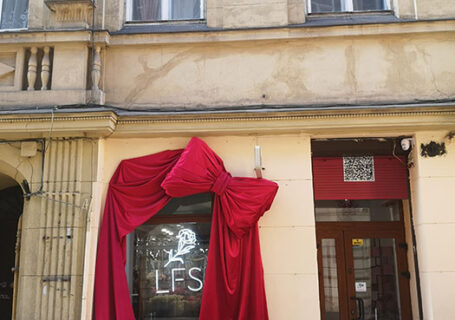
[94,137,278,320]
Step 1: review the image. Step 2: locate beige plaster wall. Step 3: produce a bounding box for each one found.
[28,0,46,30]
[206,0,305,28]
[409,131,455,319]
[52,44,89,90]
[219,0,289,29]
[13,138,97,320]
[416,0,455,19]
[96,134,320,319]
[103,0,125,32]
[104,33,455,109]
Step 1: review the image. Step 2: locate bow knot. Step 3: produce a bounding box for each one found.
[211,171,232,195]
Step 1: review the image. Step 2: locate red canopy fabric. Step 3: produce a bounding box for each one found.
[94,137,279,320]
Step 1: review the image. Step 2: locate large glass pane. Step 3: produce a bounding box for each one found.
[315,200,401,222]
[131,0,203,21]
[322,238,340,320]
[1,0,29,29]
[132,222,211,320]
[311,0,388,13]
[132,0,162,21]
[352,238,401,320]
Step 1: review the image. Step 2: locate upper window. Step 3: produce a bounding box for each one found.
[309,0,390,13]
[0,0,28,30]
[127,0,205,22]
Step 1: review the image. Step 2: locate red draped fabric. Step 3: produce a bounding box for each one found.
[94,137,279,320]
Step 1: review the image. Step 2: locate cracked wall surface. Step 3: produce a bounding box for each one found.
[104,33,455,109]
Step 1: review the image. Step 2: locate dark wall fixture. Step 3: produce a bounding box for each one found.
[420,142,446,157]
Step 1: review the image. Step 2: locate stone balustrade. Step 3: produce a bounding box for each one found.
[26,46,53,91]
[0,38,105,107]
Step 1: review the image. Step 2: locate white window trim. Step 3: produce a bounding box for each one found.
[307,0,391,14]
[126,0,206,22]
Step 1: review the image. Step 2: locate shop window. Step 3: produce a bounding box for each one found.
[127,0,205,22]
[0,0,28,29]
[126,193,212,320]
[309,0,390,13]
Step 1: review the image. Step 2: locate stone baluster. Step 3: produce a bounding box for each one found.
[27,47,38,91]
[91,46,101,90]
[41,47,50,90]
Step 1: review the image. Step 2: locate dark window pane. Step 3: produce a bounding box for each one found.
[322,239,340,320]
[1,0,29,29]
[315,200,401,222]
[311,0,342,13]
[131,0,203,21]
[156,192,212,216]
[352,238,401,319]
[132,0,162,21]
[171,0,202,20]
[353,0,387,11]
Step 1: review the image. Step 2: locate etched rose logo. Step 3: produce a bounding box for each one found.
[164,229,197,267]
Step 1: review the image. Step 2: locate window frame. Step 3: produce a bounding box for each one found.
[307,0,392,14]
[125,0,206,23]
[0,0,29,31]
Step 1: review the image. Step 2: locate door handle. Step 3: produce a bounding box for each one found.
[351,297,364,320]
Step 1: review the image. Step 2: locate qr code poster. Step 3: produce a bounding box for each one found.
[343,156,375,182]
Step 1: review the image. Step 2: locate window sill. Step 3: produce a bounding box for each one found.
[303,11,401,27]
[109,18,454,46]
[0,28,28,33]
[119,20,211,34]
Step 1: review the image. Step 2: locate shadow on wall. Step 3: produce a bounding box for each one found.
[0,186,23,319]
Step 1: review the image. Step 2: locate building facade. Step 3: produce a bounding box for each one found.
[0,0,454,319]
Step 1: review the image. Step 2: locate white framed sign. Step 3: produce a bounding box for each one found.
[355,281,367,292]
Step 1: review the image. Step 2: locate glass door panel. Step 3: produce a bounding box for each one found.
[321,238,340,320]
[349,238,401,320]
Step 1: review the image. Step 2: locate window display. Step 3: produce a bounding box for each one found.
[127,193,212,320]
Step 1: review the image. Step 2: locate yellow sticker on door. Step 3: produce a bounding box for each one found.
[352,239,364,246]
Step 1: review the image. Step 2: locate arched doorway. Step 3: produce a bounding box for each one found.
[0,173,23,319]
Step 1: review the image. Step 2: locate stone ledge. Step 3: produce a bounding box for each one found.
[0,89,88,107]
[110,19,455,46]
[0,30,109,46]
[0,109,117,139]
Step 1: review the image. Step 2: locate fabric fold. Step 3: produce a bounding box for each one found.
[94,137,278,320]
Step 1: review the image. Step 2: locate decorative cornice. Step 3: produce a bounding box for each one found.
[113,105,455,137]
[0,111,118,139]
[117,109,455,124]
[0,116,114,123]
[0,30,110,46]
[0,105,453,139]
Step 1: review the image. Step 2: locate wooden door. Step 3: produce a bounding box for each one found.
[317,222,412,320]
